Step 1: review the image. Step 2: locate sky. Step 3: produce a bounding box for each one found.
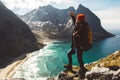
[1,0,120,33]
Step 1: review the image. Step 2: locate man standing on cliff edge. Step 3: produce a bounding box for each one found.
[64,12,93,78]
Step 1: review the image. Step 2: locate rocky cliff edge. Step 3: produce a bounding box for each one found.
[48,50,120,80]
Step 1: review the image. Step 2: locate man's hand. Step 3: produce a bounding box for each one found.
[73,31,78,36]
[69,12,75,16]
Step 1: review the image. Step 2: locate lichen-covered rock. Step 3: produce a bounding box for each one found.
[86,66,120,80]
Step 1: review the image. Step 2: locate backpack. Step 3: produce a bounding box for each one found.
[87,26,93,44]
[83,26,93,51]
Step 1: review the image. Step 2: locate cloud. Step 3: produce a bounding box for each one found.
[1,0,120,15]
[94,8,120,30]
[95,8,120,19]
[1,0,80,15]
[1,0,46,14]
[1,0,120,32]
[36,0,79,8]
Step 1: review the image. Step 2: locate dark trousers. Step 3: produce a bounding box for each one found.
[67,48,84,68]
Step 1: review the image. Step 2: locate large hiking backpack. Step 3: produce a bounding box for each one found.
[87,26,93,44]
[83,26,93,51]
[73,25,93,51]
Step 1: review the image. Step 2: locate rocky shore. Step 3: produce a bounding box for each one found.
[47,50,120,80]
[0,37,54,79]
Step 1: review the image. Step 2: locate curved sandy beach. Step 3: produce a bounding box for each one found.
[0,40,54,79]
[0,53,32,79]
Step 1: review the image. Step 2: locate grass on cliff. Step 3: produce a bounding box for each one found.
[85,50,120,70]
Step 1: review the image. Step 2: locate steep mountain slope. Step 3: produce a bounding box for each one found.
[0,1,40,57]
[75,4,113,40]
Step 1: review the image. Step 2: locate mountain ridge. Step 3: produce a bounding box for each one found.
[20,4,114,40]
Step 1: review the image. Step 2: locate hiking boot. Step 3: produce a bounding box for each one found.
[81,67,88,73]
[78,67,88,79]
[64,64,72,70]
[64,64,77,74]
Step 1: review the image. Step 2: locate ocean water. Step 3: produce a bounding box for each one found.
[13,34,120,80]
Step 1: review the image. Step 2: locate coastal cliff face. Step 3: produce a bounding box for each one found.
[48,50,120,80]
[20,4,113,40]
[0,1,41,57]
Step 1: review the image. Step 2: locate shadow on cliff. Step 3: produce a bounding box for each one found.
[0,1,42,68]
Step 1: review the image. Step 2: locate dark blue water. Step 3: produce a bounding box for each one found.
[53,35,120,65]
[13,34,120,79]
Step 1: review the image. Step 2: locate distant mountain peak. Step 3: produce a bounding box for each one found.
[78,4,84,7]
[39,4,57,10]
[46,4,53,7]
[77,4,89,11]
[42,5,53,8]
[68,6,75,11]
[21,4,113,40]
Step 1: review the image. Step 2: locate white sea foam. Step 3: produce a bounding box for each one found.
[13,43,62,79]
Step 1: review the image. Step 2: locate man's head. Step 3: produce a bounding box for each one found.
[76,14,85,23]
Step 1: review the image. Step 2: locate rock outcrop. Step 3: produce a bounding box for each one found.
[20,4,113,40]
[86,66,120,80]
[48,50,120,80]
[0,1,40,57]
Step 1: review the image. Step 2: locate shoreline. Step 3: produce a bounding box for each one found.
[0,39,56,79]
[0,36,119,79]
[0,53,31,79]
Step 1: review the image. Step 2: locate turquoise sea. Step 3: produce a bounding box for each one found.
[13,31,120,80]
